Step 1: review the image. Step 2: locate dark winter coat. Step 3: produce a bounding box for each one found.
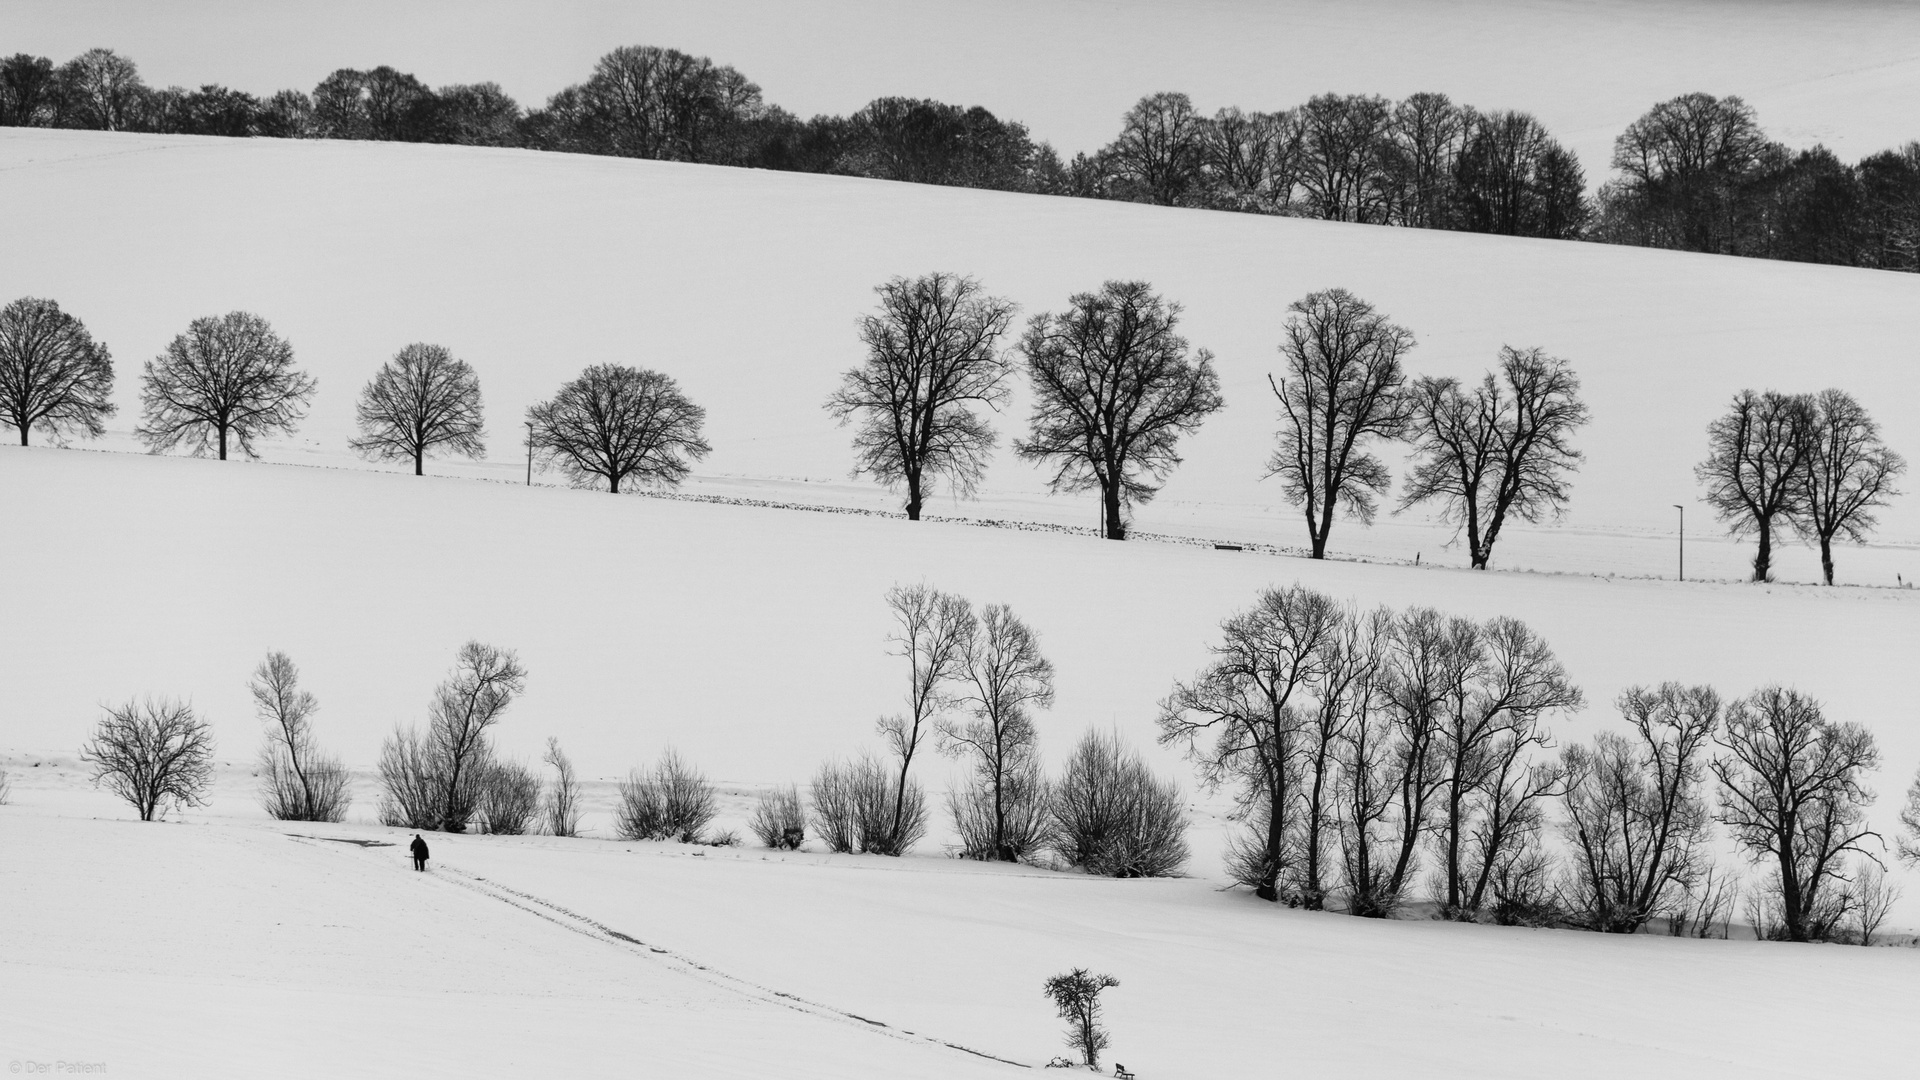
[410,836,429,859]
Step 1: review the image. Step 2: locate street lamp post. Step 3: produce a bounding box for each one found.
[525,421,534,486]
[1673,504,1684,581]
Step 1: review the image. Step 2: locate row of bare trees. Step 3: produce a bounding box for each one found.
[829,275,1222,539]
[1156,582,1904,942]
[830,275,1591,562]
[1696,388,1906,584]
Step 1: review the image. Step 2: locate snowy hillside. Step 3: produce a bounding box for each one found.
[2,128,1918,585]
[6,123,1920,1078]
[5,769,1918,1079]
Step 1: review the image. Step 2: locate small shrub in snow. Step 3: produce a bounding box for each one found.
[479,758,541,835]
[1048,730,1188,878]
[0,767,11,805]
[1041,968,1119,1069]
[810,755,927,856]
[750,784,806,849]
[707,829,741,848]
[82,698,215,821]
[541,736,583,837]
[614,749,718,843]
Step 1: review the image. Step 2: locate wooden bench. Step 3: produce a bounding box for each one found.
[1113,1066,1136,1080]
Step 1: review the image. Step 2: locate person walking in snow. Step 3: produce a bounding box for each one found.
[410,833,429,872]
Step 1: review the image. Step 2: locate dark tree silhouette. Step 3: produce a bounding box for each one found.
[939,602,1054,861]
[0,54,60,126]
[1268,288,1413,559]
[1604,93,1773,254]
[1898,765,1920,868]
[1711,686,1880,942]
[1561,683,1720,932]
[136,311,315,460]
[1159,584,1343,903]
[1109,92,1206,206]
[349,343,486,475]
[1398,345,1588,569]
[1792,388,1904,585]
[1696,389,1815,582]
[1016,281,1223,540]
[1428,616,1582,916]
[527,364,710,493]
[877,584,972,852]
[1042,969,1120,1069]
[825,272,1017,519]
[0,296,115,445]
[82,698,214,821]
[57,48,144,131]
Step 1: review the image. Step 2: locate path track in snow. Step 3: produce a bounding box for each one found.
[284,833,1030,1070]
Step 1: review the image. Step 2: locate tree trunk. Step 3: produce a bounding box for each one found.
[17,426,27,446]
[1311,499,1336,559]
[218,424,229,461]
[1819,535,1835,586]
[1752,523,1773,582]
[905,468,922,521]
[1443,779,1465,912]
[414,447,424,476]
[1102,481,1125,540]
[609,473,621,494]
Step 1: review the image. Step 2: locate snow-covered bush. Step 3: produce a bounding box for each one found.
[749,784,806,849]
[82,698,215,822]
[1048,730,1188,878]
[479,758,541,835]
[614,749,717,843]
[810,755,927,855]
[0,767,11,805]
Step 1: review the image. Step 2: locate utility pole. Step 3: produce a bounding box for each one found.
[1673,504,1684,581]
[525,421,534,486]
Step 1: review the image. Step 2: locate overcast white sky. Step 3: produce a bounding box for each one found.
[6,1,1920,176]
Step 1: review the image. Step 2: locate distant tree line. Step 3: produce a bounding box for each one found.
[10,46,1920,269]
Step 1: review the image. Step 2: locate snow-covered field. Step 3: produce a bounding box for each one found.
[5,119,1920,1077]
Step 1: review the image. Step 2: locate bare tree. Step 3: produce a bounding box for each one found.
[1711,686,1880,942]
[82,698,215,821]
[1792,388,1905,585]
[825,273,1018,519]
[1561,684,1720,932]
[1696,389,1814,582]
[541,736,582,837]
[526,364,710,492]
[938,602,1054,860]
[1158,584,1342,902]
[1016,281,1223,539]
[1398,346,1589,569]
[137,311,316,460]
[1332,607,1400,916]
[477,758,541,834]
[57,48,144,131]
[1297,93,1395,223]
[1042,969,1121,1069]
[877,584,973,852]
[1852,859,1900,946]
[252,651,350,822]
[1268,288,1414,559]
[349,343,486,475]
[1370,606,1457,908]
[0,297,115,445]
[1109,92,1206,206]
[428,641,528,832]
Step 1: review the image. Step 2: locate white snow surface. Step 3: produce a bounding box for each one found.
[5,127,1920,1076]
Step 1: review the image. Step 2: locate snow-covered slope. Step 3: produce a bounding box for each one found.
[4,774,1917,1080]
[2,128,1917,585]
